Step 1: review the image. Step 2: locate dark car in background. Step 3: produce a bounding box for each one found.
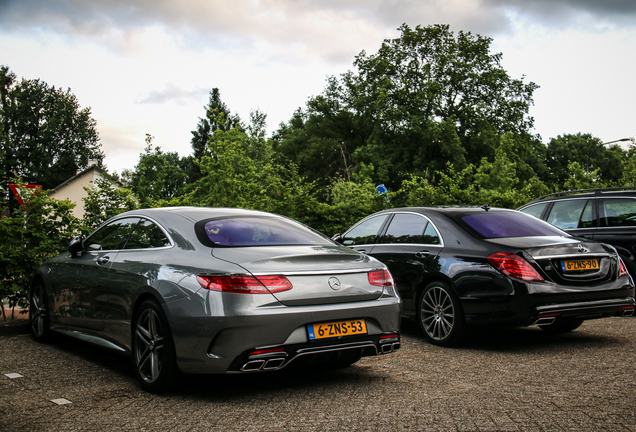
[518,188,636,276]
[333,206,635,346]
[30,207,401,392]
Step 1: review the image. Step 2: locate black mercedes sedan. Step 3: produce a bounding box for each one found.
[333,206,635,346]
[30,207,401,392]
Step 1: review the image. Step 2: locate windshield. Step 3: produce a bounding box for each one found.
[197,216,333,247]
[460,211,567,239]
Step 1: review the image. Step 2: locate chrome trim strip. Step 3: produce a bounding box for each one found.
[252,268,385,276]
[536,298,635,312]
[531,253,611,260]
[84,214,175,251]
[342,211,445,248]
[295,340,377,355]
[371,243,444,248]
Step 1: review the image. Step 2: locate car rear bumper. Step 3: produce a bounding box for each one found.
[228,333,401,373]
[167,296,402,374]
[533,297,635,324]
[462,285,635,327]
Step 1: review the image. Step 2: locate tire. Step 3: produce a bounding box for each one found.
[418,281,465,347]
[539,318,584,334]
[30,283,51,343]
[131,299,177,393]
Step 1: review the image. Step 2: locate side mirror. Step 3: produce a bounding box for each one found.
[69,235,84,257]
[331,234,344,244]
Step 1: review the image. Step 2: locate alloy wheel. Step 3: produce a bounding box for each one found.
[420,286,455,341]
[30,285,48,339]
[134,308,165,383]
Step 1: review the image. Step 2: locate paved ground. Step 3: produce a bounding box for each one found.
[1,317,635,431]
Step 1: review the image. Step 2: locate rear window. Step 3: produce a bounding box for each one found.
[460,211,566,239]
[196,217,333,247]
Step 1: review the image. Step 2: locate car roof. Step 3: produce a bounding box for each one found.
[374,206,516,217]
[523,187,636,205]
[117,206,279,222]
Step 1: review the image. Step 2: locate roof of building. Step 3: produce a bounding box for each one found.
[50,164,122,194]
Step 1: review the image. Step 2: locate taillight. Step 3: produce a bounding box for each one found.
[250,347,285,355]
[196,275,293,294]
[368,269,395,287]
[487,252,544,282]
[619,258,629,277]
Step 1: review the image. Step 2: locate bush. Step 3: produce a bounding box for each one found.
[0,182,80,320]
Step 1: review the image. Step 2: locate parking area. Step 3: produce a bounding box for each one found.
[1,317,636,431]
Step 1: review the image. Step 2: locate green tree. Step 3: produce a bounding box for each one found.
[273,81,363,191]
[620,148,636,187]
[81,177,139,234]
[125,134,189,206]
[184,112,319,224]
[308,164,389,236]
[189,88,242,182]
[0,66,103,192]
[562,162,602,191]
[545,133,627,190]
[0,179,80,319]
[346,24,538,184]
[275,24,539,191]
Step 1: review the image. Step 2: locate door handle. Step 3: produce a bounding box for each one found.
[357,249,367,254]
[97,256,110,265]
[415,251,430,258]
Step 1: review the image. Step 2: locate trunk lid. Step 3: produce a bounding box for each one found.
[211,245,387,305]
[487,236,618,285]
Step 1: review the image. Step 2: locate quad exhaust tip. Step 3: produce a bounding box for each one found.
[380,342,401,353]
[535,313,559,326]
[241,358,287,372]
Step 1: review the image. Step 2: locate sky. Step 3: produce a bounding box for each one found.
[1,0,635,176]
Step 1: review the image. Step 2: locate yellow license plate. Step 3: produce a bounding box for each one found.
[308,319,367,340]
[561,258,599,272]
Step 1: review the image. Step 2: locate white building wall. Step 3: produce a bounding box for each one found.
[49,168,105,219]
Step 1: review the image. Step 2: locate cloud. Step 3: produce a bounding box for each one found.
[483,0,636,28]
[2,0,634,72]
[135,84,208,105]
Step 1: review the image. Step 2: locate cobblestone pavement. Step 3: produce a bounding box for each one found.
[1,318,635,431]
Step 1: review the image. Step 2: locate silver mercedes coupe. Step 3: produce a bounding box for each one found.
[30,207,402,392]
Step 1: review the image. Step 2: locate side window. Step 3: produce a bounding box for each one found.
[381,213,438,244]
[600,198,636,227]
[342,215,389,246]
[84,218,140,251]
[519,203,548,219]
[546,199,590,229]
[579,201,594,228]
[124,219,171,249]
[422,222,441,245]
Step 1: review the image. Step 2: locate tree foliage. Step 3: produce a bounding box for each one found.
[0,66,103,191]
[274,24,539,190]
[0,179,80,319]
[189,88,243,182]
[180,113,319,223]
[124,134,189,206]
[81,177,139,234]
